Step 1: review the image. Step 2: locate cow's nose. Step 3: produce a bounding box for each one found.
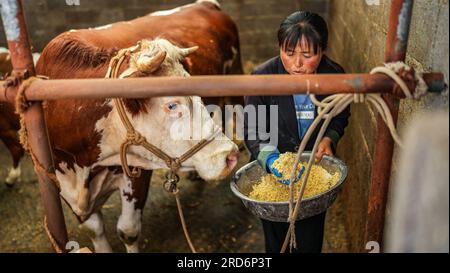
[226,151,239,171]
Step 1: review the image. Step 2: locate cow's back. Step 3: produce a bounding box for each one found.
[36,1,242,79]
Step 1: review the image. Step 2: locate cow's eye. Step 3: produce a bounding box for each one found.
[168,103,178,110]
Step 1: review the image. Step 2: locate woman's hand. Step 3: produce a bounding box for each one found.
[315,137,333,162]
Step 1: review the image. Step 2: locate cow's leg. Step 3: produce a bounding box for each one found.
[1,131,24,187]
[79,211,112,253]
[117,170,151,253]
[5,165,21,187]
[57,165,119,252]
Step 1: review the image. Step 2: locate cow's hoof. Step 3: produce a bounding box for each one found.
[118,229,138,245]
[5,167,21,187]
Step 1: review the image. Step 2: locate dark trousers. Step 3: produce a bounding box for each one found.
[261,211,327,253]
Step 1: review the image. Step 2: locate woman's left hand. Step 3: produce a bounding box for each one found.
[315,137,334,162]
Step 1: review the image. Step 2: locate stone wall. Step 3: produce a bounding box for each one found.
[327,0,449,252]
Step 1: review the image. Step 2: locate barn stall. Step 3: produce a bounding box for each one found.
[0,0,448,253]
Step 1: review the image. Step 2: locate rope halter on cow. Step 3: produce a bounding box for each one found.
[105,40,218,182]
[105,40,216,253]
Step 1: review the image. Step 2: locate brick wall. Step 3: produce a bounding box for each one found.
[327,0,449,252]
[0,0,329,73]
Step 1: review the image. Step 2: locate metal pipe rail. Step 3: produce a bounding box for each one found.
[1,73,445,103]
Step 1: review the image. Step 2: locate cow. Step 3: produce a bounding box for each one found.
[0,47,13,77]
[0,101,23,186]
[35,0,240,252]
[1,47,23,187]
[0,48,40,186]
[0,47,40,77]
[0,47,40,187]
[41,0,244,146]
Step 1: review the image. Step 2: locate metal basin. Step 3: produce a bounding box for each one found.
[230,153,348,222]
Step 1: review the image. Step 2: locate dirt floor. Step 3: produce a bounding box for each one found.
[0,141,349,253]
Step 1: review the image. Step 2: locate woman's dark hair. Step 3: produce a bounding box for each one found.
[277,11,328,54]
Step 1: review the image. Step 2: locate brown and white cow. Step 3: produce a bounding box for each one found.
[36,0,240,252]
[1,48,40,186]
[0,101,23,186]
[1,48,21,186]
[0,48,13,77]
[0,47,39,186]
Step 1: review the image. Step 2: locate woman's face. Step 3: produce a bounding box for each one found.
[280,37,323,75]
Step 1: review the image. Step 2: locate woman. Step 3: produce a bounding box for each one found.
[244,11,350,253]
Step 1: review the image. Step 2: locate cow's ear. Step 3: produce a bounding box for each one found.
[180,46,199,57]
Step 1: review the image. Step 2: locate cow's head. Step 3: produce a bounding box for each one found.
[97,39,238,180]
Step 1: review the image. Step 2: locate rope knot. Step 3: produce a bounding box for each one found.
[167,158,182,172]
[370,61,428,100]
[126,131,146,145]
[15,76,42,114]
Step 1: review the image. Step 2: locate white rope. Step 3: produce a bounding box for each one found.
[281,62,429,252]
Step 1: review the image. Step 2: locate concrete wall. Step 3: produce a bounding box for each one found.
[0,0,329,73]
[327,0,449,252]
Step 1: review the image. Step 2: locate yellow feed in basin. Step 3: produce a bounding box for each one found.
[249,152,340,202]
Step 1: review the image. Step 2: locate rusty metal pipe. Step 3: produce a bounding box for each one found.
[364,0,414,252]
[0,72,445,103]
[24,105,69,252]
[0,0,34,74]
[0,0,68,252]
